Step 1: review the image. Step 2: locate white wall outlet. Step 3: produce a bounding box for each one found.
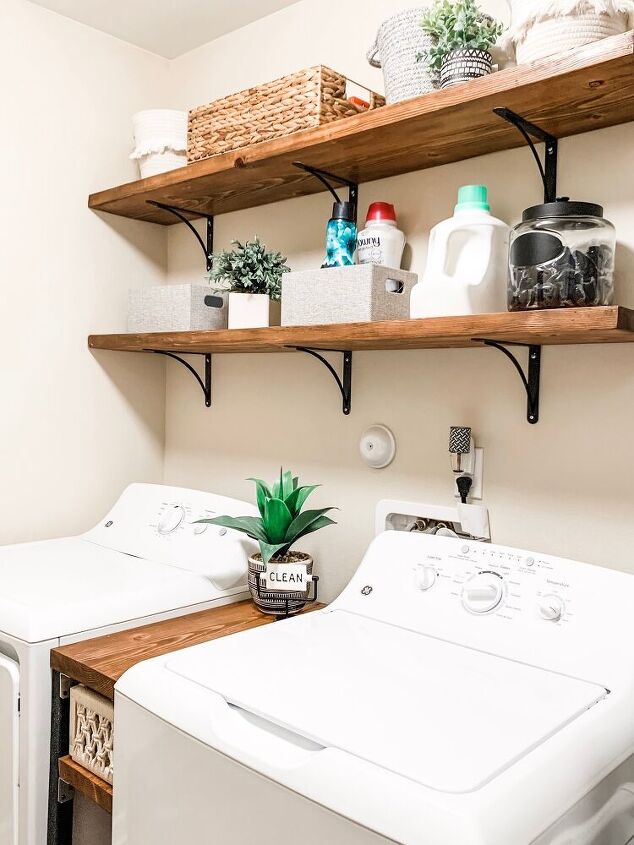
[454,447,484,500]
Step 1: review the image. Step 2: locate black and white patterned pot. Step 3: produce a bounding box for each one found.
[439,48,493,89]
[248,553,313,617]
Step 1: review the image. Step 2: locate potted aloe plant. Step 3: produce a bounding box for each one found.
[208,237,290,329]
[197,470,336,616]
[418,0,503,89]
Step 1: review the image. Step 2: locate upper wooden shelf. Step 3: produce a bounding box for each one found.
[88,307,634,355]
[88,34,634,225]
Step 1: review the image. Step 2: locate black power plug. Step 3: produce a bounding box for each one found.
[456,475,473,505]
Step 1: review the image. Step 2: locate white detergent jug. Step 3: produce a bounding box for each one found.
[410,185,510,317]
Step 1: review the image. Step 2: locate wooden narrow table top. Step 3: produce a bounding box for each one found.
[51,600,324,700]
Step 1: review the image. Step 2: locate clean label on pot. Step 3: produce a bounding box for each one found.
[263,563,310,591]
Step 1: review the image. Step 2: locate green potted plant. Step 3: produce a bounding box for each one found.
[418,0,504,89]
[208,237,290,329]
[197,470,336,616]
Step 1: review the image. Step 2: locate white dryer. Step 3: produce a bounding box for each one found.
[0,482,257,845]
[113,530,634,845]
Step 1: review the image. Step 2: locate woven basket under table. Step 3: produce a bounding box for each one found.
[187,65,385,162]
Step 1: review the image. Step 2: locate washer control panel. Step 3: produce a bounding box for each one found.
[340,530,634,686]
[413,542,574,626]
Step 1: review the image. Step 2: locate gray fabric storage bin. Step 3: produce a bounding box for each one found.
[128,284,228,332]
[281,265,417,326]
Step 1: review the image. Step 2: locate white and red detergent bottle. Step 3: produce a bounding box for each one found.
[357,202,406,269]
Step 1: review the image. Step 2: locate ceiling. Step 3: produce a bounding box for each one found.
[28,0,301,58]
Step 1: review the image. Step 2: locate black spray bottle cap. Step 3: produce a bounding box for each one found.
[331,201,356,221]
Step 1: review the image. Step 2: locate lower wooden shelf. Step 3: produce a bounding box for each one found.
[59,756,113,814]
[88,307,634,354]
[87,307,634,423]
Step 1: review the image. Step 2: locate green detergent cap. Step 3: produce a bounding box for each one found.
[455,185,490,213]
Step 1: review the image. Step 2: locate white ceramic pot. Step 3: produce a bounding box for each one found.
[228,292,275,329]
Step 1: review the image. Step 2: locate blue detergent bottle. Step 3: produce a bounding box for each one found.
[322,201,357,268]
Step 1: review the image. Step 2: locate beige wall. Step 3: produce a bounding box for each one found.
[165,0,634,601]
[6,0,632,603]
[0,0,169,543]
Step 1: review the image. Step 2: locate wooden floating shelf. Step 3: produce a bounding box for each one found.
[89,307,634,355]
[88,33,634,224]
[58,756,113,814]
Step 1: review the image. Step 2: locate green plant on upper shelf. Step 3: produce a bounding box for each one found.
[196,470,336,564]
[417,0,504,72]
[207,237,290,301]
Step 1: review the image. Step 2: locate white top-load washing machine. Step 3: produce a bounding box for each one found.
[0,482,257,845]
[113,525,634,845]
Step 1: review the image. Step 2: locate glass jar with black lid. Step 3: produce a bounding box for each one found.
[508,200,615,311]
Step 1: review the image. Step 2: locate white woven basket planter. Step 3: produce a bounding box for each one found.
[501,0,634,63]
[367,8,437,103]
[69,686,114,785]
[516,12,627,61]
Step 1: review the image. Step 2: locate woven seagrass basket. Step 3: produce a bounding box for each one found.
[187,65,385,162]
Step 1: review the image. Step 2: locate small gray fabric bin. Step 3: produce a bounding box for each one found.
[281,265,417,326]
[128,284,228,332]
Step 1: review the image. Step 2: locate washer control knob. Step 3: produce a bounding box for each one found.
[462,572,504,614]
[416,565,437,591]
[193,522,208,535]
[158,505,185,535]
[538,594,565,622]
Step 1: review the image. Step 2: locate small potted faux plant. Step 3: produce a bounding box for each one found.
[419,0,503,89]
[208,237,290,329]
[197,470,336,617]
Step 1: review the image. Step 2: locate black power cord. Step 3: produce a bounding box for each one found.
[456,475,473,504]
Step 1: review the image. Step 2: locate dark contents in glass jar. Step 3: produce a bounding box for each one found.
[509,244,614,311]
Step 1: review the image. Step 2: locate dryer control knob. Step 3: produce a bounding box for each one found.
[416,565,437,591]
[158,505,185,535]
[538,594,564,622]
[462,572,504,614]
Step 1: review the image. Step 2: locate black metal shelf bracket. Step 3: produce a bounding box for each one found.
[292,347,353,415]
[474,339,541,424]
[292,163,359,224]
[493,108,558,203]
[150,351,212,407]
[146,200,214,271]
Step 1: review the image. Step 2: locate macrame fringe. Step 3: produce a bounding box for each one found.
[130,141,187,160]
